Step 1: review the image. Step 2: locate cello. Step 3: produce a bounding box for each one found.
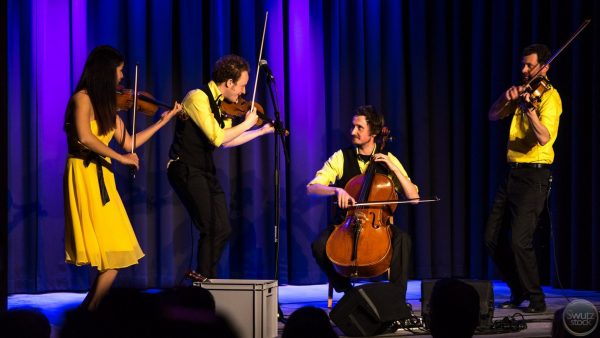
[325,127,397,278]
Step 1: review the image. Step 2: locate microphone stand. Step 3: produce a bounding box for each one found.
[264,71,289,323]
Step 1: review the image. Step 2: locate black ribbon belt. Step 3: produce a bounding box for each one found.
[70,150,112,205]
[509,162,550,169]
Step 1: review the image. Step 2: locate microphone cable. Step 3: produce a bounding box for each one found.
[546,174,572,303]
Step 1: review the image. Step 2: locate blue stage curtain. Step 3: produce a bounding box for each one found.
[6,0,600,293]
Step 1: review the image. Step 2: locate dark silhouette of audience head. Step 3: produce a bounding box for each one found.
[282,306,338,338]
[429,278,480,338]
[552,308,573,338]
[0,308,51,338]
[60,287,238,338]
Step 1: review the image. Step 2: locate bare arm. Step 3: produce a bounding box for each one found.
[114,102,182,152]
[373,154,419,200]
[523,94,550,145]
[306,150,355,208]
[391,168,419,200]
[307,183,356,209]
[489,86,521,121]
[220,108,260,145]
[223,123,275,148]
[73,92,139,169]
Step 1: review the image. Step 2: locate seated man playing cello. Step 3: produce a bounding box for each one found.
[307,105,419,295]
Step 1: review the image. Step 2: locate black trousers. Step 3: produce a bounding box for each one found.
[167,160,232,278]
[312,224,411,294]
[484,166,551,303]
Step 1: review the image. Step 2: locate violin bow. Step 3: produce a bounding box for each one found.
[525,19,590,89]
[250,11,268,111]
[130,63,140,178]
[501,19,591,110]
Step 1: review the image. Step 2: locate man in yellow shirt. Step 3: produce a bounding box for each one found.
[307,105,419,295]
[485,44,562,313]
[168,55,273,281]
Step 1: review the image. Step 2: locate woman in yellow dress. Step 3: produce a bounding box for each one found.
[63,45,182,310]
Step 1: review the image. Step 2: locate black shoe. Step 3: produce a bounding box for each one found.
[523,302,546,313]
[185,270,210,283]
[499,296,526,309]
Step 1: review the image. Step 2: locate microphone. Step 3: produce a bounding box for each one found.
[259,59,275,80]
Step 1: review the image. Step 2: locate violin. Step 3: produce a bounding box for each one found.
[220,98,266,125]
[518,76,552,111]
[221,97,290,136]
[116,86,172,116]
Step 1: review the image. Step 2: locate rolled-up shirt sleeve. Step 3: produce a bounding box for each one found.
[307,150,344,187]
[388,152,419,193]
[538,89,562,143]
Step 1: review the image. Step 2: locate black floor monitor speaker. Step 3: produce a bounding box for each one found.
[329,282,411,337]
[421,279,494,331]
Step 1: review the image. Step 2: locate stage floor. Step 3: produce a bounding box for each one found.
[8,280,600,337]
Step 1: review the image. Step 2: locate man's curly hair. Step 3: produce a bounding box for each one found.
[355,105,384,136]
[212,54,250,84]
[522,44,551,65]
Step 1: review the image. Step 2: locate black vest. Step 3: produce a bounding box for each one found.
[331,146,390,225]
[168,87,223,172]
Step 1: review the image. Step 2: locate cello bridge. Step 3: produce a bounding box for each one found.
[354,211,367,225]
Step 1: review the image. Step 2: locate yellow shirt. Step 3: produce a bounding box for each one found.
[507,87,562,164]
[307,148,416,193]
[181,81,232,147]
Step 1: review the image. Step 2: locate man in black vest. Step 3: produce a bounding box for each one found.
[307,105,419,295]
[168,54,274,281]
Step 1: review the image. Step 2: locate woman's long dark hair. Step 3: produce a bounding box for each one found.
[65,45,124,136]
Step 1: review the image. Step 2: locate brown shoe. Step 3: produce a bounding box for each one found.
[185,270,210,283]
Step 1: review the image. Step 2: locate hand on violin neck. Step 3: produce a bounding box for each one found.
[259,123,275,135]
[505,86,523,102]
[159,101,183,123]
[335,187,356,209]
[491,85,522,120]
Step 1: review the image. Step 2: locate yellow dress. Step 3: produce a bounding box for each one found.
[64,120,144,271]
